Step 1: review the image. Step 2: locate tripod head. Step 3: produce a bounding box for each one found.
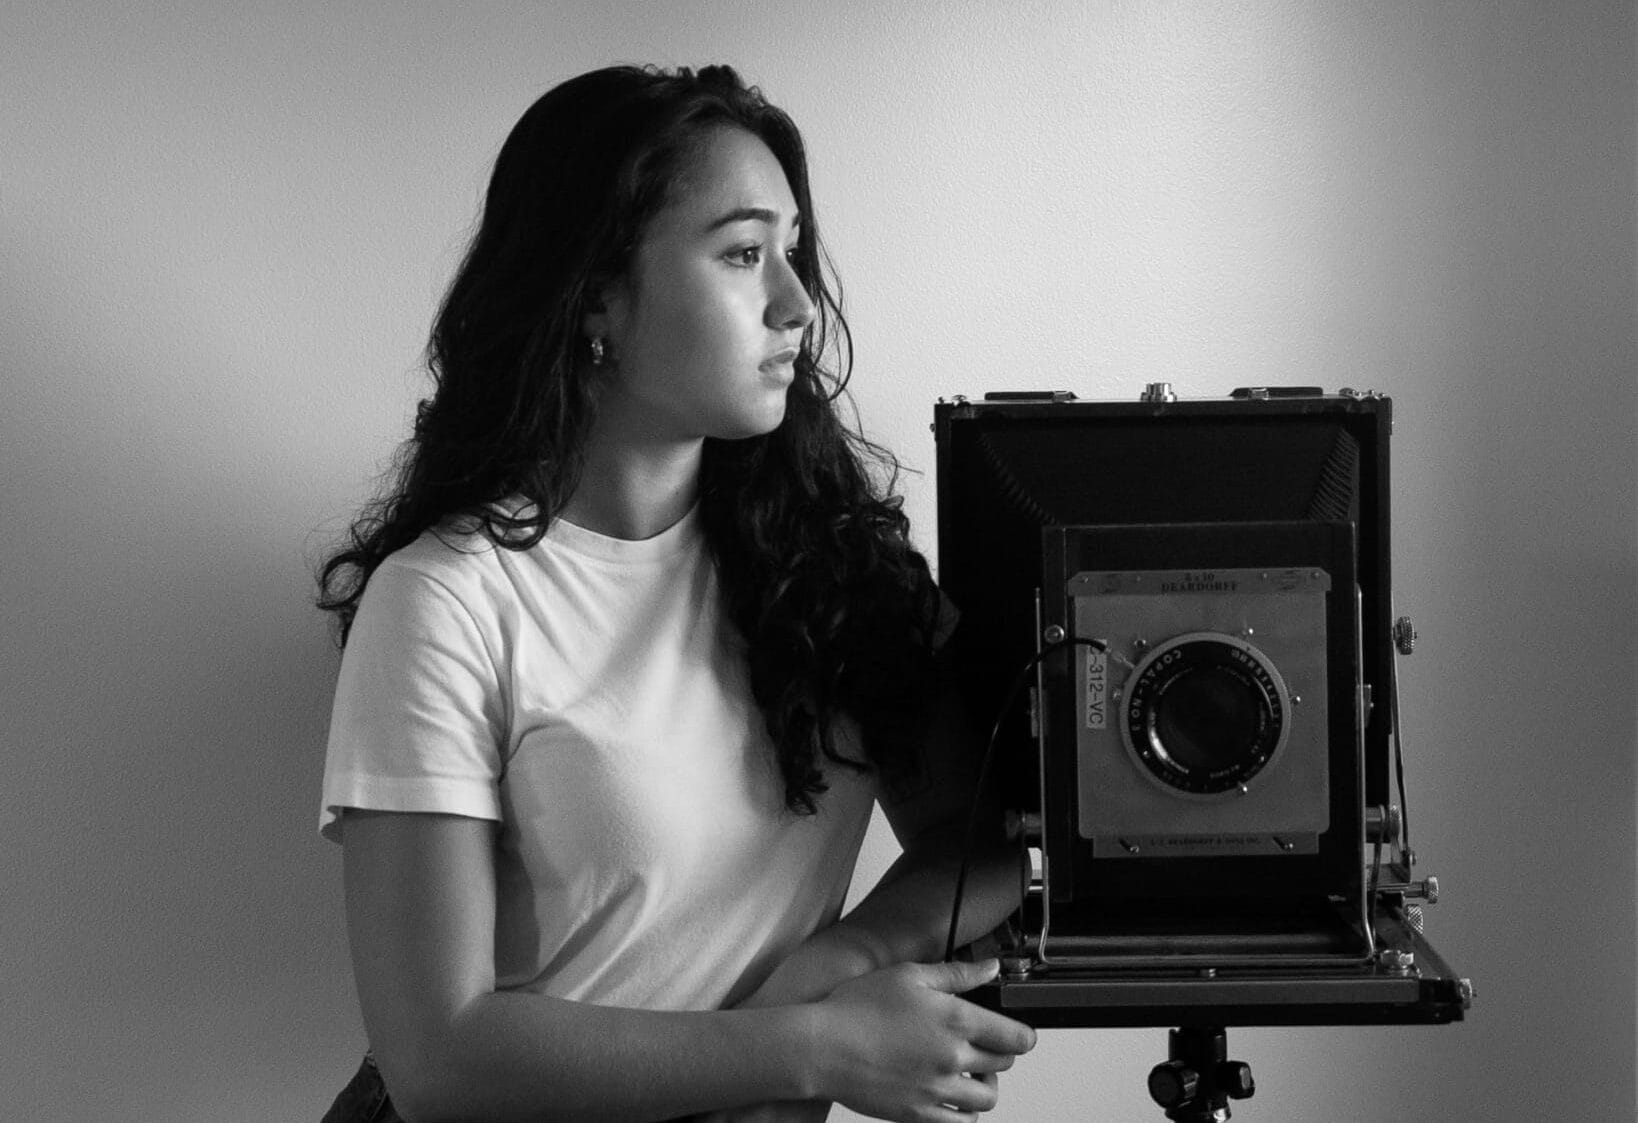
[1147,1027,1255,1122]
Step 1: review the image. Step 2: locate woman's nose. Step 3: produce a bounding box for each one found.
[768,257,816,331]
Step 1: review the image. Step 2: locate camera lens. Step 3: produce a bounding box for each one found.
[1151,663,1265,772]
[1122,634,1289,795]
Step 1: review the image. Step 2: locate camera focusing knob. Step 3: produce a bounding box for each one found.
[1408,875,1440,904]
[1393,615,1417,655]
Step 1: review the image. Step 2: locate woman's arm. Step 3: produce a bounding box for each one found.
[701,688,1027,1123]
[342,809,1032,1123]
[735,684,1022,1013]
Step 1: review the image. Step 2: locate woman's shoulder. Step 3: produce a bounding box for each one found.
[365,520,514,619]
[370,500,579,613]
[383,520,499,577]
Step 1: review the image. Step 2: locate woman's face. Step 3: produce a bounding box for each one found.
[591,126,817,444]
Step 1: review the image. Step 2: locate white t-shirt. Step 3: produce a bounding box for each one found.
[320,505,878,1011]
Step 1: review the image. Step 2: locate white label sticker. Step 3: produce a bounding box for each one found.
[1085,646,1107,730]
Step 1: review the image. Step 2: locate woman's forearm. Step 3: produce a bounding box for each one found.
[738,830,1021,1010]
[847,829,1022,964]
[387,954,1034,1123]
[388,992,819,1122]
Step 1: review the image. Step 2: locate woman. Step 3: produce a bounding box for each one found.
[317,64,1033,1123]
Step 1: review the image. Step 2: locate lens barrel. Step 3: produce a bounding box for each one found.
[1121,634,1289,795]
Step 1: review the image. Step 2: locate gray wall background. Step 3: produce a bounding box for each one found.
[3,2,1633,1119]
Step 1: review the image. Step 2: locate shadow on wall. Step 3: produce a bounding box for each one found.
[3,240,366,1115]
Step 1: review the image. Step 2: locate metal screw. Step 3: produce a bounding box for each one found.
[1380,949,1416,976]
[1043,624,1066,644]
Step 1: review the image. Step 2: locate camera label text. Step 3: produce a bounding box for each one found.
[1085,646,1107,729]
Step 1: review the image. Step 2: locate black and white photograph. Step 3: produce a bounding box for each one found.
[4,3,1633,1120]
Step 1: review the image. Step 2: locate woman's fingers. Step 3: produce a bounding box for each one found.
[959,1006,1036,1060]
[934,1071,1001,1114]
[814,961,1033,1119]
[957,1046,1017,1076]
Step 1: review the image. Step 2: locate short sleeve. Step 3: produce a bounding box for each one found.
[319,556,508,842]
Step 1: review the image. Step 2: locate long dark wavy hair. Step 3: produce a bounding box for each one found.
[317,64,942,814]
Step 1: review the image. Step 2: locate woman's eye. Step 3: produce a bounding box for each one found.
[725,243,800,268]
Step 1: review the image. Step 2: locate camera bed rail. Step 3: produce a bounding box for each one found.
[969,917,1470,1029]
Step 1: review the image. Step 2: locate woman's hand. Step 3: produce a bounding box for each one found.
[806,959,1034,1123]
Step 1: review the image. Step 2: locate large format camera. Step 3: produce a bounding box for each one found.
[936,388,1470,1119]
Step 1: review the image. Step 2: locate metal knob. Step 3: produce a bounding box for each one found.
[999,954,1034,982]
[1140,382,1177,403]
[1366,804,1403,845]
[1221,1061,1256,1100]
[1379,949,1416,975]
[1393,616,1417,655]
[1003,810,1043,841]
[1147,1061,1199,1108]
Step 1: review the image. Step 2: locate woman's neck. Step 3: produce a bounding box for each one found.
[558,428,703,541]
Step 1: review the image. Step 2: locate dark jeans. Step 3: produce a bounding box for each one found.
[321,1055,405,1123]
